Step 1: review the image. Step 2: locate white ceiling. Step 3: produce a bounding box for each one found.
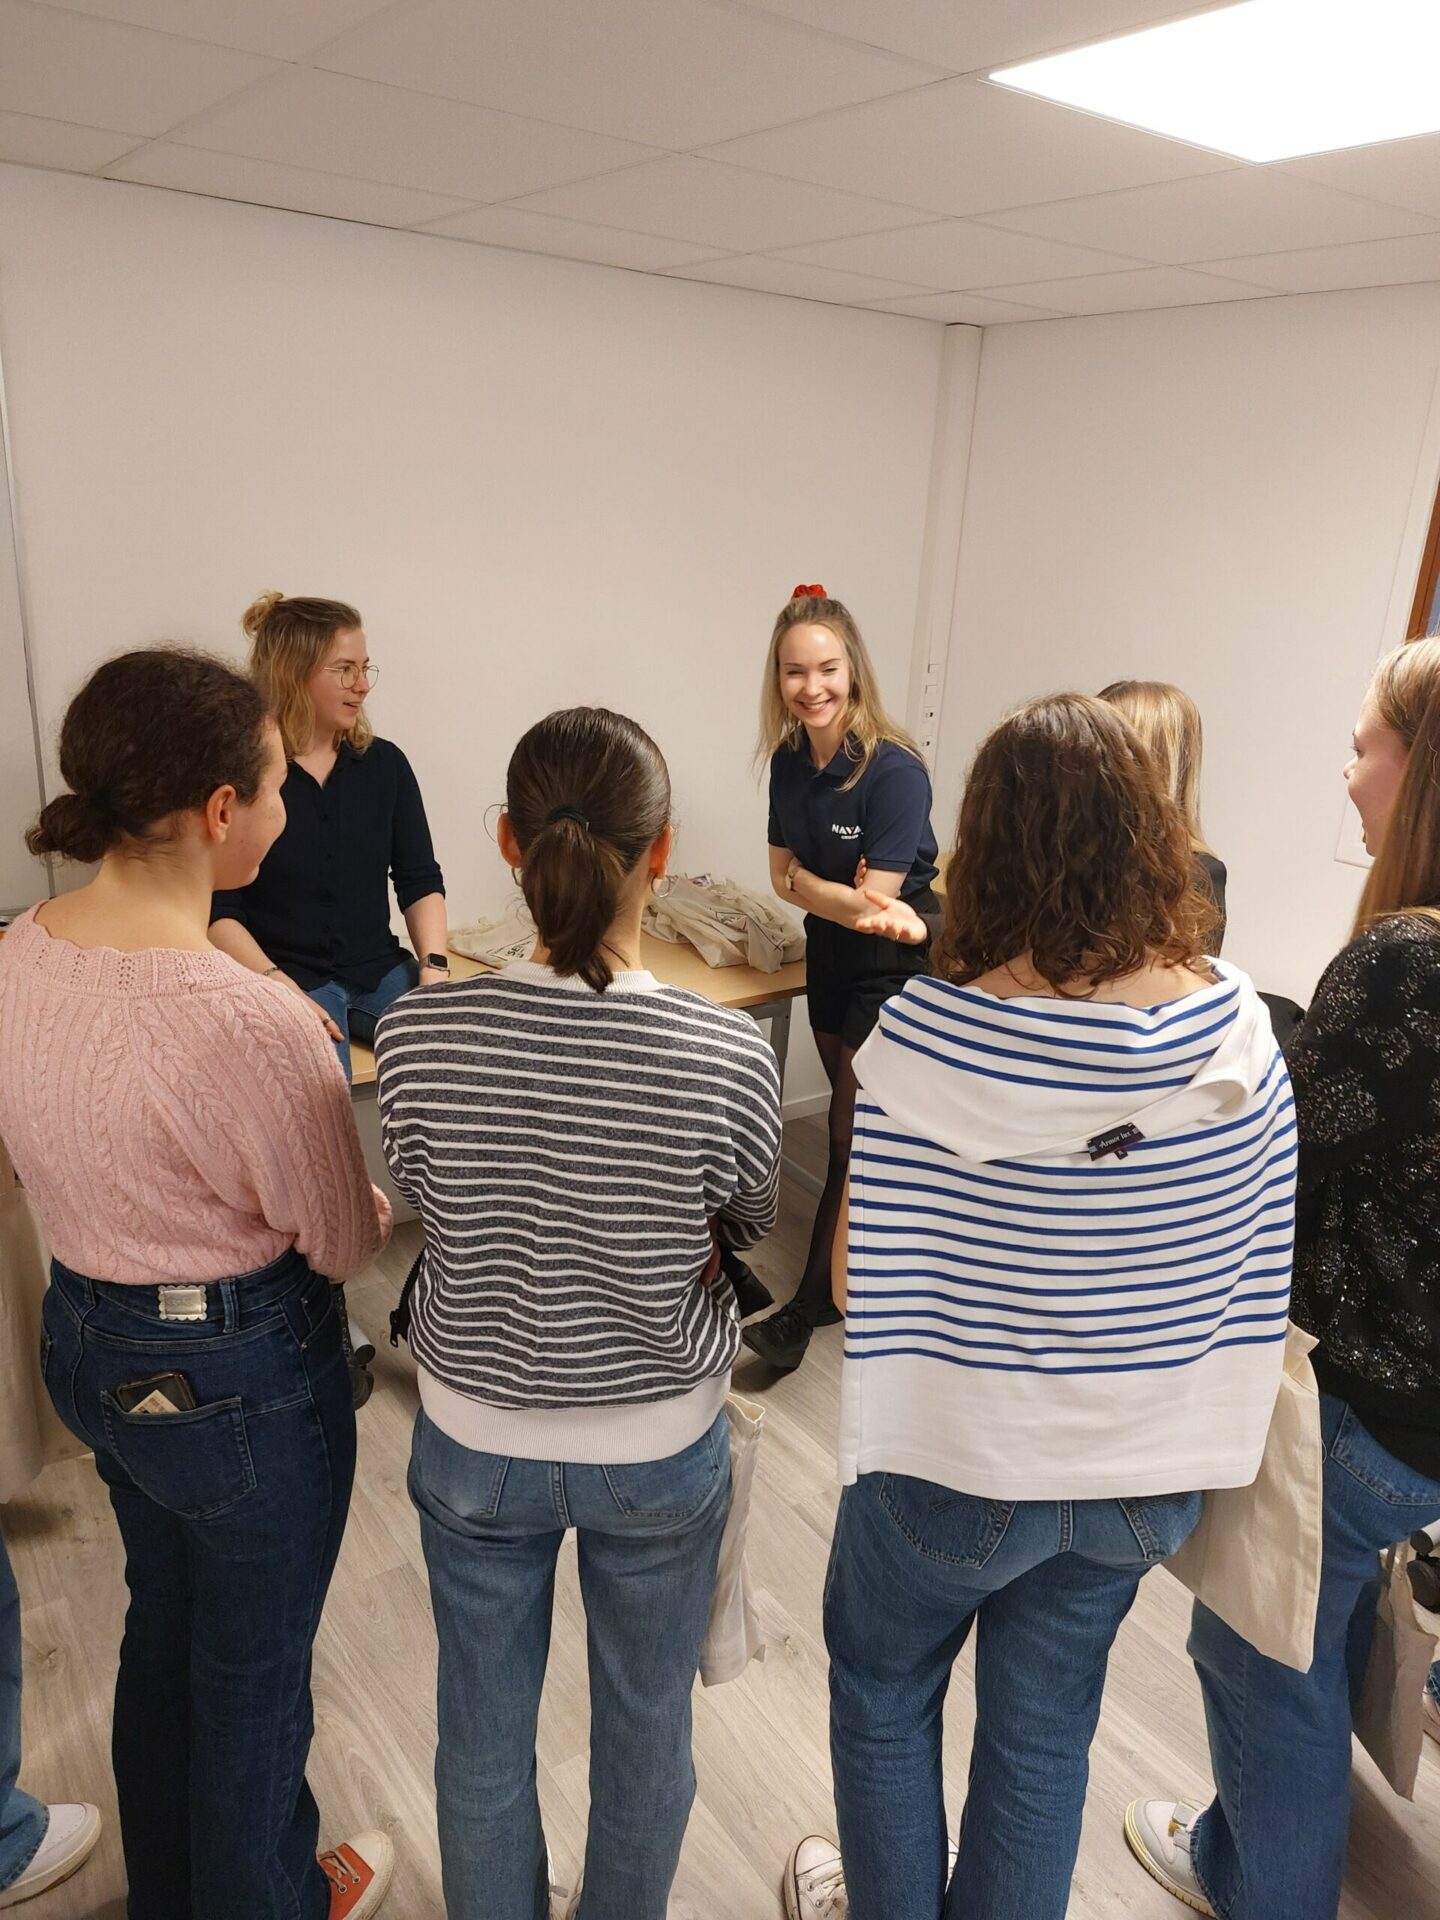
[7,0,1440,324]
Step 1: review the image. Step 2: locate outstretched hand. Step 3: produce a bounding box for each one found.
[853,890,928,945]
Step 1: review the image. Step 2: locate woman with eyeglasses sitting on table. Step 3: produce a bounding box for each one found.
[209,592,449,1082]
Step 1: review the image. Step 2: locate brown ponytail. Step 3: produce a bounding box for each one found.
[506,709,671,992]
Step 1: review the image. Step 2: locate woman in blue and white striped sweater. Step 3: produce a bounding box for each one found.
[375,708,781,1920]
[785,693,1297,1920]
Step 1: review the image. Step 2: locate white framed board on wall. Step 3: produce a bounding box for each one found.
[0,329,49,914]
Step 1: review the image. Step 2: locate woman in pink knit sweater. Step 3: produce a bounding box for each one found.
[0,650,393,1920]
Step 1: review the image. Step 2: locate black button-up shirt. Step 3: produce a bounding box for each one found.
[212,736,444,991]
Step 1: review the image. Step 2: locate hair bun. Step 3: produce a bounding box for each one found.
[241,589,285,638]
[792,583,826,600]
[25,789,113,865]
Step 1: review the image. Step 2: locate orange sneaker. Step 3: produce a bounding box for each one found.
[320,1831,394,1920]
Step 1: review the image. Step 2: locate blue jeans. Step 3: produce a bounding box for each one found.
[308,956,418,1084]
[825,1471,1202,1920]
[0,1531,47,1890]
[40,1251,356,1920]
[1190,1393,1440,1920]
[408,1407,731,1920]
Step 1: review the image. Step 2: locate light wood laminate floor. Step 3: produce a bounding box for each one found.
[11,1121,1440,1918]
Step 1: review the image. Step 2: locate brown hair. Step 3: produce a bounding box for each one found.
[934,693,1216,992]
[242,591,370,759]
[1354,637,1440,934]
[757,591,923,791]
[27,649,269,865]
[506,708,671,993]
[1097,679,1213,854]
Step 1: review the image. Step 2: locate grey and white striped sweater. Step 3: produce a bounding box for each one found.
[374,961,782,1415]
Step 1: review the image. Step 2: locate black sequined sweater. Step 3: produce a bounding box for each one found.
[1288,913,1440,1478]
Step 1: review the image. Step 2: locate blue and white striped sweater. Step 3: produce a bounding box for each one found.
[840,964,1297,1500]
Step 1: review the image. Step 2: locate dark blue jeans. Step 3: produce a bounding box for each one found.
[1190,1393,1440,1920]
[0,1530,47,1889]
[40,1251,356,1920]
[825,1471,1202,1920]
[308,957,417,1084]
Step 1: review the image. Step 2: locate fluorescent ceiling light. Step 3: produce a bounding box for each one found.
[991,1,1440,163]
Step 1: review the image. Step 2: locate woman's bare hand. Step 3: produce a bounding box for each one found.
[853,890,928,946]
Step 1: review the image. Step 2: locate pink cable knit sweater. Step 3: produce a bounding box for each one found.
[0,907,391,1284]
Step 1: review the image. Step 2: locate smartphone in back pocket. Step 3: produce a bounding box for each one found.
[114,1372,197,1416]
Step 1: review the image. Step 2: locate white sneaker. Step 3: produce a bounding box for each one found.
[1124,1801,1216,1916]
[0,1804,101,1908]
[1424,1689,1440,1744]
[784,1837,846,1920]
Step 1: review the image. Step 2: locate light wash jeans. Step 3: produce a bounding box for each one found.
[825,1469,1202,1920]
[307,956,417,1084]
[1190,1392,1440,1920]
[0,1530,48,1891]
[408,1407,730,1920]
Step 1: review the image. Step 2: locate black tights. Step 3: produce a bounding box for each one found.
[791,1031,858,1323]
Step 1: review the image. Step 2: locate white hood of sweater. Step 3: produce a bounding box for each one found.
[852,961,1278,1165]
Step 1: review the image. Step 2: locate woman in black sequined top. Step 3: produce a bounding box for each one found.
[1129,638,1440,1920]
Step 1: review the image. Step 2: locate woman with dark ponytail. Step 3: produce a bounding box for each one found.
[374,707,783,1920]
[0,650,394,1917]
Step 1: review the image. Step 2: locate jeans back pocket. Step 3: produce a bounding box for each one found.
[101,1394,256,1521]
[877,1472,1015,1569]
[602,1423,724,1522]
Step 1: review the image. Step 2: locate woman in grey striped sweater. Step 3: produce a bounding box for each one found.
[374,708,781,1920]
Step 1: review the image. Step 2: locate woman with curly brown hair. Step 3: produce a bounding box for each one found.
[783,694,1294,1920]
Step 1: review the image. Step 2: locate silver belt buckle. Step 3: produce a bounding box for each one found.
[157,1284,209,1322]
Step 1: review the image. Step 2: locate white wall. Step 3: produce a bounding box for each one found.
[0,162,948,1107]
[935,285,1440,1006]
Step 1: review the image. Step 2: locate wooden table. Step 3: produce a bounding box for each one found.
[348,938,807,1096]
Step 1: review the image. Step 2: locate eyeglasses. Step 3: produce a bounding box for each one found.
[324,661,379,689]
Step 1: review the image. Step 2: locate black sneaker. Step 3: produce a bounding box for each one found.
[813,1301,843,1328]
[741,1300,814,1371]
[719,1249,773,1319]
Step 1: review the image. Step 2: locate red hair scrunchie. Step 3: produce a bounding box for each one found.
[791,583,826,600]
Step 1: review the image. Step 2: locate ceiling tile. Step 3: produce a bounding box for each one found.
[1278,134,1440,224]
[106,141,475,226]
[418,206,722,270]
[178,68,657,201]
[318,0,939,149]
[1197,232,1440,295]
[508,155,934,253]
[982,169,1439,264]
[0,108,139,173]
[664,253,927,304]
[866,289,1067,322]
[701,73,1234,219]
[777,219,1142,288]
[0,0,274,137]
[722,0,1229,76]
[21,0,398,60]
[973,264,1275,314]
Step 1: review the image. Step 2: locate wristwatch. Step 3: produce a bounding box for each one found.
[423,952,450,973]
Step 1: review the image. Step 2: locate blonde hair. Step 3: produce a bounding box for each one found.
[1354,638,1440,935]
[1097,679,1211,854]
[241,591,371,759]
[756,591,922,791]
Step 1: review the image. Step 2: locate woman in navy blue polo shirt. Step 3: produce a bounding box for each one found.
[742,587,938,1372]
[210,592,448,1083]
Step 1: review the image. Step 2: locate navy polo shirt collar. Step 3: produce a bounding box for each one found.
[804,737,858,781]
